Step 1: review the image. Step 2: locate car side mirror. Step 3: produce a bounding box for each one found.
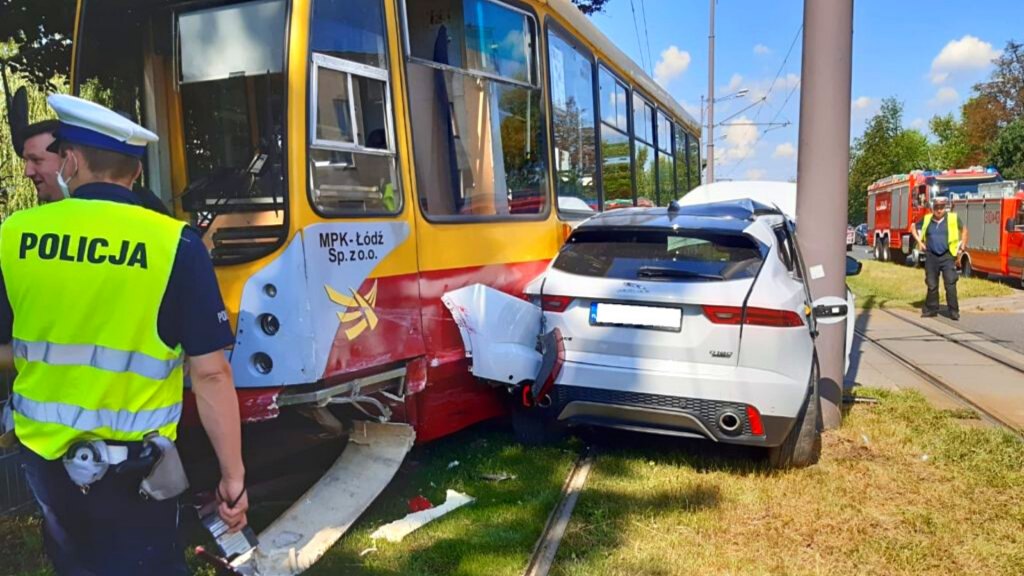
[846,255,862,276]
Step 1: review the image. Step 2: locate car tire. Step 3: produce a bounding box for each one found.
[961,257,973,278]
[882,243,891,263]
[767,369,822,470]
[873,241,881,261]
[511,406,562,446]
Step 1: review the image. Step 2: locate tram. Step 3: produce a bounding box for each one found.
[71,0,702,441]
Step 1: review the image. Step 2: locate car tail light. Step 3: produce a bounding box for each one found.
[746,405,765,436]
[541,295,574,313]
[702,305,804,327]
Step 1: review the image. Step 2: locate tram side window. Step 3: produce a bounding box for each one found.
[675,124,689,194]
[633,93,656,206]
[309,0,400,215]
[599,66,632,208]
[549,30,598,214]
[405,0,548,218]
[688,132,702,188]
[656,111,674,205]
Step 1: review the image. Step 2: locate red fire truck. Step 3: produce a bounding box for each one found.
[952,180,1024,287]
[867,167,1001,265]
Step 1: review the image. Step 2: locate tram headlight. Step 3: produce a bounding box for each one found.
[252,353,273,375]
[259,313,280,336]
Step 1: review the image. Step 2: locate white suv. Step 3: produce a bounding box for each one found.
[443,198,856,468]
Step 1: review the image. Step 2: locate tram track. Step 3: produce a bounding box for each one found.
[523,445,596,576]
[855,309,1024,437]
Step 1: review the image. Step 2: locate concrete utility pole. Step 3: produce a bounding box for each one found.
[706,0,715,183]
[795,0,854,429]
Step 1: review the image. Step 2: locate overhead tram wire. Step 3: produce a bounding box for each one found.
[639,0,655,77]
[628,0,648,74]
[720,24,803,179]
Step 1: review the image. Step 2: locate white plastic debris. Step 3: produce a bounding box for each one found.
[447,460,460,470]
[921,454,930,462]
[861,434,870,446]
[370,490,475,543]
[359,547,377,557]
[480,473,516,482]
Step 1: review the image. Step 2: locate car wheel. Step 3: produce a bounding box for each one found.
[768,369,822,470]
[961,257,973,278]
[873,241,881,261]
[882,243,891,263]
[511,406,562,446]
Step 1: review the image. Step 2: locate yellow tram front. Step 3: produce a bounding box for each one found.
[71,0,702,439]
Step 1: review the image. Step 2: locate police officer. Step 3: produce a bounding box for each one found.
[0,94,248,575]
[911,196,968,320]
[18,118,172,214]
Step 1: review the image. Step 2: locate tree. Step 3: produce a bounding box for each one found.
[988,118,1024,179]
[571,0,611,15]
[847,98,929,224]
[0,1,74,88]
[975,40,1024,122]
[929,113,970,169]
[960,94,1006,165]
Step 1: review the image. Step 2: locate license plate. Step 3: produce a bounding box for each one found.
[590,302,682,331]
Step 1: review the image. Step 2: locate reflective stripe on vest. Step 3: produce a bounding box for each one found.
[0,198,187,459]
[12,339,184,381]
[920,211,961,255]
[11,393,181,434]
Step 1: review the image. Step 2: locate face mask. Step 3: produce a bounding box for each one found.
[56,153,78,199]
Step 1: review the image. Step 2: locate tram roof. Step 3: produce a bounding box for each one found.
[545,0,702,136]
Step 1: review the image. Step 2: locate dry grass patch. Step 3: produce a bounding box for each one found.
[553,389,1024,576]
[848,261,1013,309]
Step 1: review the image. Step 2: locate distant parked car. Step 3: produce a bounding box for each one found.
[847,225,855,252]
[855,224,868,245]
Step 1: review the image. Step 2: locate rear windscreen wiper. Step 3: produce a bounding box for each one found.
[636,266,725,281]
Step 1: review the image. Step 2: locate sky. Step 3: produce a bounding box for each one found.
[588,0,1024,182]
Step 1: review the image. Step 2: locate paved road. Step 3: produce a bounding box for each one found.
[849,244,873,261]
[938,312,1024,356]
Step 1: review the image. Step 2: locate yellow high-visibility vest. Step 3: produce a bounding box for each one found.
[0,198,186,460]
[920,211,961,255]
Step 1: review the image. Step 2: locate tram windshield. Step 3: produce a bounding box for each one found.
[75,0,289,263]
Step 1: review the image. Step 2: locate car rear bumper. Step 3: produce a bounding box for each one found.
[549,359,809,446]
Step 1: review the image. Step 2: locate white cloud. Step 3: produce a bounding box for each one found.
[719,116,759,163]
[654,46,692,87]
[681,100,701,118]
[911,118,927,130]
[726,73,743,93]
[773,142,796,159]
[929,35,1001,84]
[746,168,766,179]
[743,73,801,105]
[929,86,960,107]
[753,44,772,56]
[852,96,876,111]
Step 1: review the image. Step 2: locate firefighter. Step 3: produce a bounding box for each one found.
[911,196,967,320]
[0,94,247,575]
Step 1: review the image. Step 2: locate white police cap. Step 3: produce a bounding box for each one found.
[47,94,158,158]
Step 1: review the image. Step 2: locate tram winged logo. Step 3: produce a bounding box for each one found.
[325,281,379,341]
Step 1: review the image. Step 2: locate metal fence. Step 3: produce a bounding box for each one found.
[0,369,34,515]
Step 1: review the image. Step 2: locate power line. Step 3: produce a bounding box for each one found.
[720,24,804,179]
[639,0,655,77]
[628,0,648,74]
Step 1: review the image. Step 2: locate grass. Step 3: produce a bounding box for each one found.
[552,388,1024,576]
[0,422,578,576]
[848,260,1013,309]
[5,392,1023,576]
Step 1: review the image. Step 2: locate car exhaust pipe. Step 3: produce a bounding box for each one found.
[537,394,553,408]
[717,411,742,435]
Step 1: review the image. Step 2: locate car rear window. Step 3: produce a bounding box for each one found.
[553,228,765,281]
